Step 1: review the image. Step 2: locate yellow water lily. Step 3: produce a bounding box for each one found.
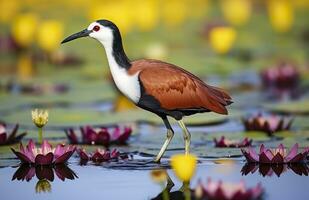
[11,13,38,48]
[32,109,49,128]
[267,0,294,33]
[37,20,63,53]
[220,0,252,26]
[171,154,197,182]
[209,26,237,54]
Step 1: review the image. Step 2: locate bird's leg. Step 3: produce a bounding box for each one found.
[177,120,191,155]
[154,117,174,163]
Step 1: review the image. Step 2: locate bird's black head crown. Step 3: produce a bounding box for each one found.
[97,19,131,69]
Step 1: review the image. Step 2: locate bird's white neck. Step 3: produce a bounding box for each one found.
[98,40,141,103]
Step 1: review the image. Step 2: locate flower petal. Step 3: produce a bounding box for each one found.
[285,143,299,162]
[264,149,274,160]
[65,129,79,144]
[41,140,52,155]
[77,149,89,160]
[54,148,75,164]
[35,152,54,165]
[11,148,33,164]
[248,147,259,161]
[241,149,258,162]
[288,153,304,163]
[259,152,272,163]
[54,144,65,159]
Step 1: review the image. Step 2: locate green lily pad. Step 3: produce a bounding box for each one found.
[265,99,309,115]
[0,105,235,128]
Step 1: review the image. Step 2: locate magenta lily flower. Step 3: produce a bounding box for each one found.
[77,148,127,163]
[11,140,76,166]
[66,125,132,145]
[0,123,27,145]
[214,136,252,148]
[261,62,299,91]
[242,113,292,135]
[196,178,263,200]
[241,143,309,164]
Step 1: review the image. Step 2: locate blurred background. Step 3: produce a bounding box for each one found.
[0,0,309,129]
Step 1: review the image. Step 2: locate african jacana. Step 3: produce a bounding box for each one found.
[61,20,232,162]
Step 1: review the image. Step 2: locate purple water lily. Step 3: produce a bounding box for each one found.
[261,62,300,97]
[195,178,263,200]
[66,125,132,145]
[242,113,293,135]
[11,140,76,166]
[0,123,27,145]
[77,148,127,163]
[214,136,252,148]
[241,143,309,164]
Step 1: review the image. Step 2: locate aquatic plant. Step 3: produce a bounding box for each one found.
[261,62,300,99]
[171,154,197,183]
[0,123,26,145]
[214,136,252,148]
[11,140,76,166]
[77,148,126,163]
[195,178,263,200]
[31,109,49,144]
[242,113,293,136]
[66,125,132,146]
[241,143,309,164]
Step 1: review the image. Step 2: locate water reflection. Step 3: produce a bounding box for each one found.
[241,163,309,177]
[12,164,78,193]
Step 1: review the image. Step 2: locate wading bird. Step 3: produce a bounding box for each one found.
[62,20,232,163]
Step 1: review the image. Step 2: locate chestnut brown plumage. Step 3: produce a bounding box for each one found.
[130,59,232,115]
[61,19,232,163]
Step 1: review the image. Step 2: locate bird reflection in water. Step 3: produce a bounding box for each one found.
[12,164,78,193]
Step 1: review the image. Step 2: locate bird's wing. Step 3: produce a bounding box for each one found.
[132,59,232,114]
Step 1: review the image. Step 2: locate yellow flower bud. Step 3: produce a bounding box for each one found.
[209,26,237,54]
[171,154,197,182]
[150,169,168,183]
[37,20,63,53]
[11,13,38,48]
[267,0,294,33]
[35,179,51,193]
[31,109,49,128]
[220,0,252,26]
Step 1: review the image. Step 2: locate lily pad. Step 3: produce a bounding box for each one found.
[265,99,309,115]
[0,106,234,128]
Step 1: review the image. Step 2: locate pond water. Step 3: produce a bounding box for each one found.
[0,156,308,200]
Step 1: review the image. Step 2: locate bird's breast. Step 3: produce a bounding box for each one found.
[110,66,141,104]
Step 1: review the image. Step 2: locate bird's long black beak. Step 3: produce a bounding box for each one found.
[61,29,92,44]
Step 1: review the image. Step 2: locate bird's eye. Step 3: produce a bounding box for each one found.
[93,25,100,32]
